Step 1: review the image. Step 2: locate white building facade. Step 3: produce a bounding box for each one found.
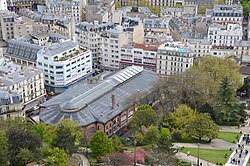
[208,23,243,48]
[0,58,46,106]
[100,27,129,70]
[120,43,158,72]
[156,42,194,76]
[37,40,93,92]
[75,22,114,63]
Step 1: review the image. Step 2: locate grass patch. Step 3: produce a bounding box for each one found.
[180,147,232,165]
[218,131,241,143]
[89,155,97,164]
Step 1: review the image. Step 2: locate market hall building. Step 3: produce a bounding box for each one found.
[39,66,159,137]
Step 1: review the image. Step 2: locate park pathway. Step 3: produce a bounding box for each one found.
[176,152,217,166]
[174,139,235,150]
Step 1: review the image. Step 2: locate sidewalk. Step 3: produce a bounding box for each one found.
[176,152,217,166]
[174,139,235,150]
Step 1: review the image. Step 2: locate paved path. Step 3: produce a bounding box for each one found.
[174,139,235,150]
[225,134,250,166]
[176,152,216,166]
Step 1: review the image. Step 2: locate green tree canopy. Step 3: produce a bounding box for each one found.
[143,125,161,145]
[129,104,158,131]
[111,134,124,152]
[187,113,219,141]
[90,131,114,157]
[216,77,242,122]
[52,125,78,155]
[6,128,42,166]
[43,147,67,166]
[0,131,8,166]
[16,149,35,166]
[156,56,242,122]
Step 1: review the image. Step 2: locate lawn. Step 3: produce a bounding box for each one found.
[180,147,232,165]
[218,131,242,143]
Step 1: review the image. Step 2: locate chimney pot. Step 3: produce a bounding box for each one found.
[111,95,115,109]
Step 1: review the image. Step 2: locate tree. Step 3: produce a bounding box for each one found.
[58,119,85,146]
[43,147,68,166]
[133,131,144,145]
[105,152,133,166]
[241,0,250,16]
[129,104,157,131]
[155,56,242,122]
[52,125,78,155]
[160,128,171,140]
[6,128,42,166]
[16,149,35,166]
[0,117,30,131]
[111,134,124,152]
[167,105,197,130]
[90,131,114,157]
[216,77,242,122]
[187,113,219,141]
[0,131,8,166]
[143,126,161,145]
[29,122,57,146]
[115,2,122,9]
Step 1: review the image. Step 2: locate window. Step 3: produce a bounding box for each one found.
[44,56,48,60]
[56,66,63,69]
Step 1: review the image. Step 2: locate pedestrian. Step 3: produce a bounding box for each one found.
[187,151,190,156]
[238,144,240,148]
[236,149,238,153]
[241,149,243,154]
[239,153,241,158]
[200,162,202,166]
[238,160,240,164]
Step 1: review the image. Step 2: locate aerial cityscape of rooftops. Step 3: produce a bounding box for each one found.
[2,0,250,165]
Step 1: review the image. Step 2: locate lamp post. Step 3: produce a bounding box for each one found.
[134,140,137,166]
[197,143,200,166]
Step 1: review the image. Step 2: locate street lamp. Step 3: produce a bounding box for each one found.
[197,143,200,166]
[134,140,137,166]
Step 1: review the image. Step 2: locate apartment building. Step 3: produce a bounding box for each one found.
[0,11,46,41]
[144,17,172,44]
[0,89,23,120]
[208,23,243,49]
[121,16,144,44]
[100,26,129,70]
[234,41,250,64]
[19,9,75,40]
[187,39,212,58]
[5,33,67,67]
[156,42,194,76]
[207,4,243,25]
[0,0,7,11]
[0,58,46,106]
[116,0,184,6]
[120,43,158,71]
[75,22,115,63]
[0,11,15,41]
[85,0,115,23]
[72,0,82,23]
[36,40,93,93]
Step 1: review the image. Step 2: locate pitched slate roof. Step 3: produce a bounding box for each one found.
[40,66,159,126]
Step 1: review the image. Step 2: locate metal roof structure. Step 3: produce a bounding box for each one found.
[40,66,159,126]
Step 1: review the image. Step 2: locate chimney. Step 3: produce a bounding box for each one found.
[111,95,115,109]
